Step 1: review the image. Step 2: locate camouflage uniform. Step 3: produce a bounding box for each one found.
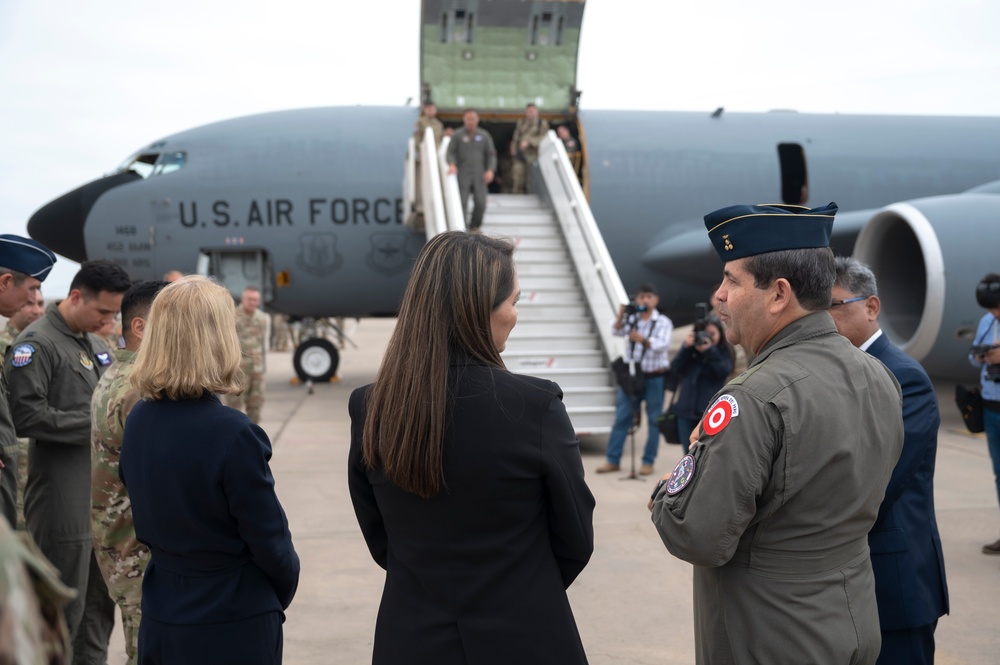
[0,320,30,530]
[90,348,147,663]
[226,307,268,423]
[0,512,74,665]
[510,116,550,193]
[413,113,445,152]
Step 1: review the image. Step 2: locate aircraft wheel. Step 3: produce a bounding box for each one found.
[293,338,339,383]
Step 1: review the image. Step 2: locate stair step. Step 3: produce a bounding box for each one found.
[513,320,593,335]
[518,288,584,303]
[562,386,618,408]
[516,303,588,319]
[564,406,616,434]
[504,335,599,351]
[485,226,561,239]
[502,349,605,370]
[515,263,573,277]
[510,367,614,387]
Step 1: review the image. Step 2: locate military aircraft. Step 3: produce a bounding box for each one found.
[25,0,1000,384]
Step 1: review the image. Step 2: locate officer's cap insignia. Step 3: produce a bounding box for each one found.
[666,455,696,495]
[11,344,35,368]
[79,352,94,370]
[703,394,739,436]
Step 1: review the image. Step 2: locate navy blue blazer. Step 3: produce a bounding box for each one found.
[120,393,299,624]
[867,334,949,631]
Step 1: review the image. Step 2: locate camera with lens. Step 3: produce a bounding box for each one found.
[624,301,648,317]
[693,302,712,346]
[971,343,1000,382]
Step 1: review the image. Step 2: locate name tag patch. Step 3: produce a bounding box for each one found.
[11,344,34,368]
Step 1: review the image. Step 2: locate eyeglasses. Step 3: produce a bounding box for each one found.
[829,296,869,308]
[978,282,1000,293]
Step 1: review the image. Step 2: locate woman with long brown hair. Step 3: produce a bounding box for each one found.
[349,231,594,664]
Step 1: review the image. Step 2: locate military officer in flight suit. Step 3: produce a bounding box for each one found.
[0,234,56,528]
[5,259,131,665]
[446,108,497,232]
[649,202,904,665]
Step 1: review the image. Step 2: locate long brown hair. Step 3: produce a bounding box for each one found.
[362,231,516,498]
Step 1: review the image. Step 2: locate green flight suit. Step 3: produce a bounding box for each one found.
[4,302,116,665]
[446,127,497,229]
[0,320,23,527]
[651,312,904,665]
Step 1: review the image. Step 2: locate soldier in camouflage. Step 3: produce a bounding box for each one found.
[0,517,75,665]
[225,285,268,424]
[510,103,549,194]
[0,287,46,530]
[90,280,166,664]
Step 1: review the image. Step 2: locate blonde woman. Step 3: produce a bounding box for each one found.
[120,276,299,665]
[349,231,595,664]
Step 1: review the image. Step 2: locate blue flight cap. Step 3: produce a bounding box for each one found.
[704,202,838,261]
[0,234,57,281]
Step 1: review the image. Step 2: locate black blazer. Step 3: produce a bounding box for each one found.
[867,334,949,631]
[349,362,595,665]
[120,393,299,625]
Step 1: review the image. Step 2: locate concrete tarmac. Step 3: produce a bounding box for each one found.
[106,318,1000,664]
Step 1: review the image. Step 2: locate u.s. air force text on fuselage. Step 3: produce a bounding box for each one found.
[175,197,404,228]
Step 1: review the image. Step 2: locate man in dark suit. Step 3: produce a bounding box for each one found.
[830,257,949,665]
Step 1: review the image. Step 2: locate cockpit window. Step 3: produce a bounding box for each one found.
[153,152,186,176]
[115,151,187,179]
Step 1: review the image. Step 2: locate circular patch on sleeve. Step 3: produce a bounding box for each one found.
[703,394,740,436]
[11,344,35,368]
[666,455,696,495]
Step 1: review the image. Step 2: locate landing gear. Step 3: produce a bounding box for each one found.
[293,338,339,383]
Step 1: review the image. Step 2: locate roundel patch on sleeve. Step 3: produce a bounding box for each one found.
[702,394,739,436]
[11,344,35,368]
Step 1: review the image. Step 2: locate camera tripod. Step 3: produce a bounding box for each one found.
[620,379,645,482]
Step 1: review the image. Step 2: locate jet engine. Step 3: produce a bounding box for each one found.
[853,192,1000,379]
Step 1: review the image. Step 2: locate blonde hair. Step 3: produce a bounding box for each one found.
[363,231,516,498]
[130,275,245,400]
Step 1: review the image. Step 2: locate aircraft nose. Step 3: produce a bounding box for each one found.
[27,171,141,263]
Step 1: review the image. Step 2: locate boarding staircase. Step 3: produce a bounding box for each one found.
[404,129,627,434]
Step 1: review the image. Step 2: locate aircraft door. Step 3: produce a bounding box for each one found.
[196,248,275,304]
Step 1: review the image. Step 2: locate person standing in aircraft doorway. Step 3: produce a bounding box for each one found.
[447,109,497,232]
[510,103,549,194]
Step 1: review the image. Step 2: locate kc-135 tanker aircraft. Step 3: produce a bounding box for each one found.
[25,0,1000,394]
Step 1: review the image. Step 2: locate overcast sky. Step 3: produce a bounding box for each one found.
[3,0,1000,294]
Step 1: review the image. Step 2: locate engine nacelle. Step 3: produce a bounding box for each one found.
[854,193,1000,379]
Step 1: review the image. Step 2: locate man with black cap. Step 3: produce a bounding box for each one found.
[0,234,57,528]
[5,258,131,665]
[597,282,673,476]
[649,203,904,664]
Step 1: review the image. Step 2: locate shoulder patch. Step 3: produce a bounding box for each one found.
[703,394,739,435]
[666,455,696,495]
[11,344,35,368]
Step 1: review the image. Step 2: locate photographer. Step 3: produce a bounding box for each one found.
[597,283,673,476]
[668,311,734,454]
[971,272,1000,554]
